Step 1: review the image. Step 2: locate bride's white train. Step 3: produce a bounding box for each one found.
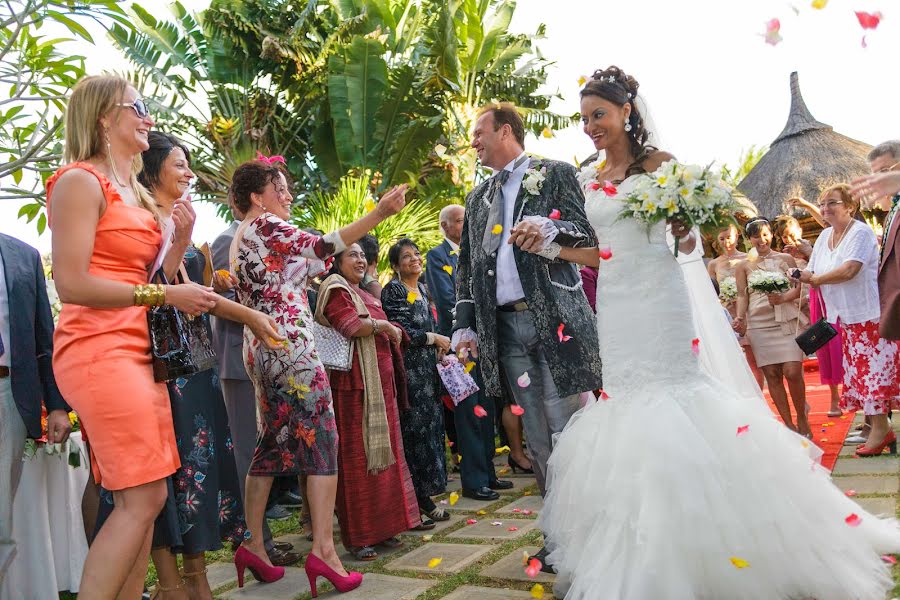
[538,172,900,600]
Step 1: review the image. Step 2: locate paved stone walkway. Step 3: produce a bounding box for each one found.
[200,412,900,600]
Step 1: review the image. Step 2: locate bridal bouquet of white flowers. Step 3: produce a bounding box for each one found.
[619,160,741,255]
[718,276,737,306]
[747,269,791,294]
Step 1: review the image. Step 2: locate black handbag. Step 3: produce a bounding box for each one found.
[147,269,217,382]
[795,317,839,355]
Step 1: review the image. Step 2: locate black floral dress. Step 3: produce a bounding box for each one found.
[97,247,249,553]
[382,279,447,502]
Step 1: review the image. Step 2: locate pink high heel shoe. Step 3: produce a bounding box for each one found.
[234,545,285,588]
[305,552,363,597]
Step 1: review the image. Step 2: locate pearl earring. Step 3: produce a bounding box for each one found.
[624,118,632,133]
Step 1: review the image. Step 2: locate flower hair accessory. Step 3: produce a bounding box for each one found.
[256,151,286,165]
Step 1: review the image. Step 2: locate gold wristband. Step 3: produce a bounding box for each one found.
[134,284,166,307]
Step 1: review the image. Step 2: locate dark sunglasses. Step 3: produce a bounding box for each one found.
[116,98,150,119]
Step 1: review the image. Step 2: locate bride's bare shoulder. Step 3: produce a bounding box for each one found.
[641,150,676,173]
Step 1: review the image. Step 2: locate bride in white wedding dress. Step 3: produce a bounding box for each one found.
[523,67,900,599]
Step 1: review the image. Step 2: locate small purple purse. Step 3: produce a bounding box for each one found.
[436,358,480,405]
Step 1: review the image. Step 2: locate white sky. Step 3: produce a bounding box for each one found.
[3,0,899,252]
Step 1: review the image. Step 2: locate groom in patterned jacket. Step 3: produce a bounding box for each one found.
[453,103,603,571]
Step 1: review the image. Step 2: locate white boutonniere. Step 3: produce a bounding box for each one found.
[522,166,547,196]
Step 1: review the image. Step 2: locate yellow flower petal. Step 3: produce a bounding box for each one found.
[577,75,587,86]
[811,0,827,8]
[464,361,475,374]
[730,556,750,569]
[541,127,553,138]
[491,224,503,235]
[365,199,377,212]
[530,583,545,598]
[449,491,459,506]
[442,265,453,275]
[428,557,442,568]
[477,510,487,516]
[407,290,418,303]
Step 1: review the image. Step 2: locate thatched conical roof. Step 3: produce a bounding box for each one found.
[737,72,872,219]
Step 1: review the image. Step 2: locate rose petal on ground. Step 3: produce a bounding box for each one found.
[737,425,749,437]
[477,510,487,516]
[491,521,503,526]
[449,491,459,506]
[730,556,750,569]
[466,518,478,525]
[428,557,442,568]
[508,526,519,532]
[522,509,533,516]
[845,489,858,497]
[530,583,545,598]
[525,558,542,578]
[422,534,433,541]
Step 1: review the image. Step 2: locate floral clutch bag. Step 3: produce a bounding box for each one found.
[436,358,480,405]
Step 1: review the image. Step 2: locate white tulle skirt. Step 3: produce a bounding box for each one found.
[540,371,900,600]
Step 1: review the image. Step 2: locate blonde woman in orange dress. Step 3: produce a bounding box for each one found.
[46,75,221,599]
[706,224,762,388]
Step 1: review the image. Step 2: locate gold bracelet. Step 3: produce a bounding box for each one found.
[134,284,166,307]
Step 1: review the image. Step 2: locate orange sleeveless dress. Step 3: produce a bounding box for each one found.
[46,162,180,490]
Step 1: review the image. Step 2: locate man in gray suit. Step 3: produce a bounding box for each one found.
[0,234,71,583]
[210,204,299,565]
[453,103,603,571]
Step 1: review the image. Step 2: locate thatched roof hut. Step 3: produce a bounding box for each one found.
[737,72,872,220]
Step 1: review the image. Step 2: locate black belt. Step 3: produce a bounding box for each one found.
[497,300,528,313]
[0,366,8,379]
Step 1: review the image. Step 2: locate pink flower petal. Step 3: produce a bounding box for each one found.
[466,518,478,525]
[598,247,613,260]
[845,513,862,527]
[856,11,882,30]
[845,489,858,497]
[882,554,897,565]
[599,389,610,400]
[549,209,561,219]
[736,425,749,437]
[511,405,525,416]
[602,181,618,196]
[557,323,573,342]
[474,405,488,418]
[691,338,700,356]
[507,526,519,532]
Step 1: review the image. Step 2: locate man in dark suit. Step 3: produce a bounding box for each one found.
[426,205,503,500]
[0,233,70,583]
[210,206,299,566]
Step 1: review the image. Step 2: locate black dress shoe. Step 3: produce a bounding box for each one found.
[273,541,294,553]
[267,546,302,566]
[461,486,500,501]
[489,479,514,490]
[529,546,557,574]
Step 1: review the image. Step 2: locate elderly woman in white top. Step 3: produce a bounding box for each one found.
[798,184,900,457]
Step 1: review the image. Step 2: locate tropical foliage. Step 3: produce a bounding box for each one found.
[1,0,129,232]
[115,0,567,211]
[292,172,442,277]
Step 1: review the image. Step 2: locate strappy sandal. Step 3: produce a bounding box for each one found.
[378,536,403,549]
[149,581,184,600]
[423,506,451,521]
[349,545,378,561]
[412,516,436,531]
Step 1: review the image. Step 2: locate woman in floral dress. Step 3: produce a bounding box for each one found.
[382,238,451,525]
[230,158,407,587]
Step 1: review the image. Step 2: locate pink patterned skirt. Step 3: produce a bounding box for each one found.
[809,287,843,386]
[839,319,900,415]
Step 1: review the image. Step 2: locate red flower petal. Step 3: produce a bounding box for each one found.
[598,247,613,260]
[882,554,897,565]
[845,513,862,527]
[511,405,525,416]
[691,338,700,355]
[845,489,857,497]
[736,425,749,437]
[856,11,882,29]
[474,405,488,418]
[599,389,610,400]
[601,181,618,196]
[549,209,561,219]
[557,323,573,342]
[466,518,478,525]
[589,182,601,191]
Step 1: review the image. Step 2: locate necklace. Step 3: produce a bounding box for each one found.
[400,278,419,293]
[830,221,853,250]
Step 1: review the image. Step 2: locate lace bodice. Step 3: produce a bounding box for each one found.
[584,176,702,393]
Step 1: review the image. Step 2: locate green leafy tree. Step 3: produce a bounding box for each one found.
[1,0,128,232]
[292,172,442,277]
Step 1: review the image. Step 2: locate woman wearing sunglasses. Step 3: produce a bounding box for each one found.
[45,75,221,598]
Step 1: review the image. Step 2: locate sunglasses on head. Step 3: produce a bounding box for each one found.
[116,98,150,119]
